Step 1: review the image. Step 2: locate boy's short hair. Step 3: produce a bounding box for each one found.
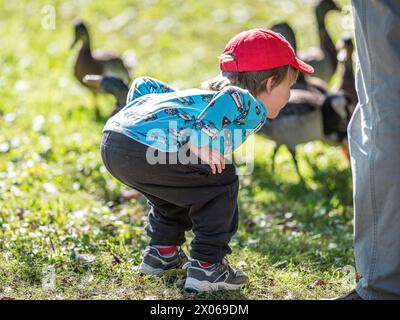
[204,55,299,97]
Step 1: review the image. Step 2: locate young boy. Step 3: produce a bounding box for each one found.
[100,28,313,293]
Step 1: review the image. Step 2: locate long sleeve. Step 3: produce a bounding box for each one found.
[189,86,267,154]
[126,77,177,103]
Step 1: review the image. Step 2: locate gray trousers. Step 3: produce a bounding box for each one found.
[350,0,400,299]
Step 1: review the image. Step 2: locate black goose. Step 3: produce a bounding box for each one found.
[299,0,341,83]
[271,22,329,94]
[259,90,352,179]
[265,22,352,178]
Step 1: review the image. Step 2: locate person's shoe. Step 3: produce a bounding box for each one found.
[183,258,249,293]
[334,289,364,300]
[138,245,187,275]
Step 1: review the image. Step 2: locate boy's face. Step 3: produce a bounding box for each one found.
[257,74,292,119]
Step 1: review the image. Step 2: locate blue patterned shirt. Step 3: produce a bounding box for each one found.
[102,77,268,154]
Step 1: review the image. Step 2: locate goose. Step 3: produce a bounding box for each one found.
[267,22,351,178]
[299,0,341,83]
[71,20,131,118]
[271,22,329,95]
[259,90,352,179]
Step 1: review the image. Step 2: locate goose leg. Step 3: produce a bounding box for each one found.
[92,92,101,120]
[271,144,280,173]
[288,147,304,182]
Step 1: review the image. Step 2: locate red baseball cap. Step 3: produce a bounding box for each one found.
[219,28,314,74]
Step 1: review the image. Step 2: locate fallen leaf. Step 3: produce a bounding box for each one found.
[308,279,326,289]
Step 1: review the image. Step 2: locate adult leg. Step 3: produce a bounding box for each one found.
[349,0,400,299]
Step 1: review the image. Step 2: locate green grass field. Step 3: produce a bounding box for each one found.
[0,0,356,299]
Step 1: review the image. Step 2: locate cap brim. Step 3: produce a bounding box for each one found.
[291,57,314,74]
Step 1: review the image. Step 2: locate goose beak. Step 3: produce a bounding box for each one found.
[83,75,103,89]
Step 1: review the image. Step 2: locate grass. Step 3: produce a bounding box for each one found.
[0,0,355,300]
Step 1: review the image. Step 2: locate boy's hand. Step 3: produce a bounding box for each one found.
[187,141,225,174]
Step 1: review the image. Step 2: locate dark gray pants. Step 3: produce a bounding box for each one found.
[350,0,400,299]
[100,131,239,263]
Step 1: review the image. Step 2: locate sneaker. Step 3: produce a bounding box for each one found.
[334,289,364,300]
[183,258,249,293]
[138,245,187,275]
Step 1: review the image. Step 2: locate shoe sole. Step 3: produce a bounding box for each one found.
[138,260,187,276]
[184,277,247,293]
[138,262,165,275]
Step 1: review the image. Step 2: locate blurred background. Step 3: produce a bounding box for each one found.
[0,0,358,300]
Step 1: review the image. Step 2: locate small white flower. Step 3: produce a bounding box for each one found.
[32,115,45,132]
[43,183,58,195]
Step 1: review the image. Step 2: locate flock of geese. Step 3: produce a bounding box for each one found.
[70,0,357,183]
[262,0,356,179]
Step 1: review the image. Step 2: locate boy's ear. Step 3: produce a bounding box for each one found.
[265,76,275,94]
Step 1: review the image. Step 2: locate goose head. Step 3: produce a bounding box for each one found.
[271,22,309,87]
[83,75,128,108]
[100,76,129,108]
[271,22,297,52]
[71,20,90,49]
[316,0,340,25]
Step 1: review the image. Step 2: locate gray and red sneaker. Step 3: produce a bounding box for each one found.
[183,258,249,293]
[138,245,187,275]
